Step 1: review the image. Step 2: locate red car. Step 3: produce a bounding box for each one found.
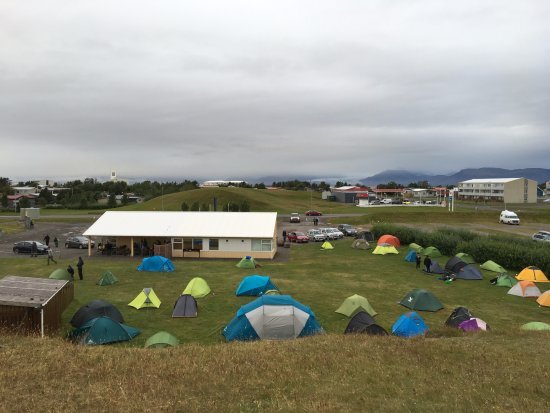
[305,210,322,216]
[287,231,309,243]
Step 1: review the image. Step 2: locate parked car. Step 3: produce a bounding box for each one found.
[500,210,520,225]
[324,228,344,239]
[305,210,322,216]
[13,241,48,254]
[289,213,300,223]
[319,228,337,240]
[337,224,357,236]
[391,199,403,204]
[380,198,393,204]
[532,231,550,242]
[287,231,309,243]
[403,200,412,205]
[307,229,326,242]
[369,199,381,205]
[65,236,95,249]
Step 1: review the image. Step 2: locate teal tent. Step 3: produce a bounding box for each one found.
[68,316,140,345]
[399,289,443,312]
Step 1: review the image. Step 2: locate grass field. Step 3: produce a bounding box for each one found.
[2,189,550,411]
[1,239,550,412]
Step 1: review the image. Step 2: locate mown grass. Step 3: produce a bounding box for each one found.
[2,231,550,411]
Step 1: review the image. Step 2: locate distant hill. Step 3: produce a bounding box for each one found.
[360,168,550,186]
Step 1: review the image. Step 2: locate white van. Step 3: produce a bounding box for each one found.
[500,210,520,225]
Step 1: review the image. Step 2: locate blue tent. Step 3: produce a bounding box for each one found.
[223,295,323,341]
[137,256,175,272]
[235,275,278,296]
[391,312,429,338]
[404,250,418,263]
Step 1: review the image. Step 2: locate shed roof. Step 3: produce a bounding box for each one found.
[0,276,70,308]
[83,211,278,238]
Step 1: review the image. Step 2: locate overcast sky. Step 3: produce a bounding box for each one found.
[1,0,549,182]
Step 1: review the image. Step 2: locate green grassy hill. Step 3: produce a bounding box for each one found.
[119,187,356,214]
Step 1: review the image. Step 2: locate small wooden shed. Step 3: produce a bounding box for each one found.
[0,276,74,337]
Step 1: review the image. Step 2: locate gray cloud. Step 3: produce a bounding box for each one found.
[1,0,549,181]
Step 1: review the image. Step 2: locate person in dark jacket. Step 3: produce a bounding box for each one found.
[43,234,50,247]
[31,241,38,257]
[415,252,421,270]
[424,256,432,273]
[77,256,84,280]
[67,265,75,280]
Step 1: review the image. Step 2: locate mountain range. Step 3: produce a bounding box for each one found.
[359,168,550,186]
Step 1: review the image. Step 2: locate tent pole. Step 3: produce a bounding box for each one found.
[40,308,44,338]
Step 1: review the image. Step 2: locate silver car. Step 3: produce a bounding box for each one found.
[307,229,326,242]
[532,231,550,242]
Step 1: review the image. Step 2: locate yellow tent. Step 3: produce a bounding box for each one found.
[128,288,161,309]
[516,266,549,283]
[321,241,334,250]
[537,291,550,307]
[372,245,399,255]
[182,277,211,298]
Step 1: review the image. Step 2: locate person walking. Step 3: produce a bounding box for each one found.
[67,265,75,281]
[31,241,37,257]
[424,256,432,273]
[47,247,57,265]
[43,234,50,247]
[53,237,59,248]
[77,256,84,280]
[282,230,287,243]
[415,252,421,270]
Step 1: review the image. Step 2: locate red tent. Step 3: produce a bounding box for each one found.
[377,234,400,247]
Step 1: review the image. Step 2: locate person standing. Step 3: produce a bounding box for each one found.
[282,230,287,243]
[77,256,84,280]
[47,247,57,265]
[31,241,37,257]
[43,234,50,247]
[424,256,432,273]
[415,252,421,270]
[53,237,59,248]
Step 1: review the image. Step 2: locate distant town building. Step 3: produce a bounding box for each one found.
[200,180,246,187]
[458,178,537,203]
[11,186,37,195]
[330,186,371,204]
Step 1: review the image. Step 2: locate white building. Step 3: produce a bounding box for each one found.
[200,180,245,187]
[458,178,537,203]
[83,211,278,259]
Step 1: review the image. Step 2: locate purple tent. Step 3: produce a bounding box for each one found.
[458,318,489,332]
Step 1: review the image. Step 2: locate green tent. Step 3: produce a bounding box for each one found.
[236,256,258,269]
[399,289,443,312]
[423,246,442,258]
[372,245,398,255]
[494,273,517,288]
[128,288,161,309]
[521,322,550,331]
[321,241,334,250]
[335,294,377,317]
[182,277,211,298]
[49,268,72,280]
[96,271,119,286]
[480,260,507,274]
[68,316,140,345]
[455,253,475,264]
[409,243,424,253]
[144,331,180,348]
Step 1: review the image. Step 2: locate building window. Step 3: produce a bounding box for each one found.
[173,238,183,250]
[252,239,272,252]
[209,239,219,251]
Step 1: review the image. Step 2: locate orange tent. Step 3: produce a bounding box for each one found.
[507,280,541,298]
[377,234,400,248]
[516,266,549,283]
[537,291,550,307]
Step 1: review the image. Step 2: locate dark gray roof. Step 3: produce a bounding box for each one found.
[0,276,69,308]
